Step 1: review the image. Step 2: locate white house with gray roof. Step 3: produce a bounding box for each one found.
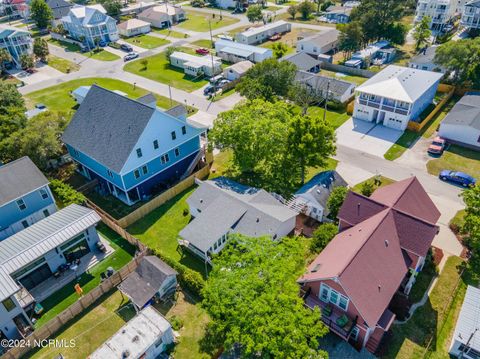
[439,93,480,150]
[449,285,480,358]
[235,21,291,45]
[295,70,356,103]
[0,204,100,342]
[61,4,119,48]
[0,157,57,241]
[461,0,480,29]
[179,178,297,262]
[214,39,272,63]
[353,65,443,131]
[282,52,321,73]
[296,29,340,56]
[169,51,222,77]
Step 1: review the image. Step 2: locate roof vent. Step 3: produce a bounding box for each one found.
[378,285,381,292]
[122,350,130,358]
[256,217,260,222]
[200,198,203,203]
[132,335,139,343]
[385,239,389,247]
[357,203,361,216]
[311,263,321,272]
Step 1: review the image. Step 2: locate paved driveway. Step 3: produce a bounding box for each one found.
[11,63,64,85]
[336,118,403,158]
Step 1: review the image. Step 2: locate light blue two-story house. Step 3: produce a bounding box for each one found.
[0,157,57,241]
[61,4,119,48]
[0,25,33,68]
[62,85,207,206]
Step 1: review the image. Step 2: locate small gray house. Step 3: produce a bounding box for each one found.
[281,52,321,73]
[294,70,356,104]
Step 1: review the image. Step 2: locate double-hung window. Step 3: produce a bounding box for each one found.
[136,148,142,158]
[134,169,140,179]
[171,131,176,140]
[319,283,349,311]
[39,188,49,199]
[153,140,159,149]
[161,153,170,164]
[17,199,26,211]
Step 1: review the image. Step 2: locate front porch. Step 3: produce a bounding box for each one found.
[27,236,114,303]
[304,294,358,342]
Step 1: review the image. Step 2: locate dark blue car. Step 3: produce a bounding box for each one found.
[439,170,476,187]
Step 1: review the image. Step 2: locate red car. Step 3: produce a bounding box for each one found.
[196,48,210,55]
[427,136,446,155]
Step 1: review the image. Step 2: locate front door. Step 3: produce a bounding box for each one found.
[372,109,379,122]
[377,111,386,124]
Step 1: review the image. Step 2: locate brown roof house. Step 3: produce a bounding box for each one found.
[298,177,440,354]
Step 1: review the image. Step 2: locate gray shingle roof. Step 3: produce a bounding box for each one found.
[409,45,438,65]
[179,178,297,252]
[299,29,340,49]
[441,94,480,130]
[281,52,321,72]
[136,93,157,107]
[62,85,156,173]
[0,156,49,207]
[452,285,480,351]
[118,256,177,307]
[0,204,101,301]
[165,104,187,119]
[295,70,355,99]
[46,0,73,19]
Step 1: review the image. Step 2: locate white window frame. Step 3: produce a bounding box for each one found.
[319,283,349,311]
[350,326,360,341]
[39,188,49,199]
[17,199,26,211]
[161,153,170,164]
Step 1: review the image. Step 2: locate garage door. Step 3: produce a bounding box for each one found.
[18,264,53,290]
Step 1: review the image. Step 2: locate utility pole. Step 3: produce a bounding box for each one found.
[208,20,216,79]
[323,80,330,122]
[168,84,173,107]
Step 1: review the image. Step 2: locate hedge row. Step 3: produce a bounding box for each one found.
[49,179,86,207]
[152,249,205,298]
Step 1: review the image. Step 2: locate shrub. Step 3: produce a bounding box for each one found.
[140,59,148,70]
[326,100,345,111]
[49,179,86,206]
[310,223,338,253]
[153,249,205,298]
[327,186,348,219]
[360,181,375,197]
[169,315,184,330]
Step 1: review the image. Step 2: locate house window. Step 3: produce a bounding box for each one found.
[477,135,480,143]
[17,199,26,211]
[214,241,218,250]
[43,209,50,217]
[181,126,186,135]
[174,148,180,157]
[154,337,164,348]
[134,169,140,179]
[171,131,177,140]
[21,220,29,229]
[2,298,16,312]
[153,140,159,149]
[142,165,148,175]
[319,283,349,311]
[136,148,142,158]
[39,188,49,199]
[161,153,170,164]
[350,326,360,341]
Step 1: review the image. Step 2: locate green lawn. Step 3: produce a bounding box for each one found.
[33,225,136,328]
[48,38,81,52]
[151,28,188,38]
[124,52,208,92]
[127,188,208,276]
[178,11,239,32]
[384,130,420,161]
[408,257,437,305]
[427,144,480,179]
[384,256,469,359]
[319,69,369,85]
[28,291,135,359]
[265,5,282,11]
[422,95,459,138]
[212,87,236,101]
[88,49,120,61]
[24,77,179,119]
[351,175,396,194]
[47,55,80,73]
[306,106,350,129]
[123,34,170,49]
[260,40,295,56]
[191,39,214,49]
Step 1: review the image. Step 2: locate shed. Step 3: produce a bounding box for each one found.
[223,60,254,80]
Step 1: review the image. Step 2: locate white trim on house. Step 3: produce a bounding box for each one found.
[319,282,350,311]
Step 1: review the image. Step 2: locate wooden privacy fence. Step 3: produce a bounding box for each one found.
[116,162,211,228]
[1,253,146,359]
[407,84,455,132]
[319,61,375,78]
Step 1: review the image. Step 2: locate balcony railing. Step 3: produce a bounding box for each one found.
[395,108,409,115]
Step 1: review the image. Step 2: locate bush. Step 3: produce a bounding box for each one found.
[310,223,337,253]
[360,181,375,197]
[326,100,345,111]
[109,42,121,49]
[49,179,86,206]
[327,186,348,220]
[169,315,184,330]
[153,249,205,298]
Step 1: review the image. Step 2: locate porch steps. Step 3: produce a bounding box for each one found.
[180,149,204,180]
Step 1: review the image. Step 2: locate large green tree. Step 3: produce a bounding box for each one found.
[311,223,338,253]
[236,58,297,102]
[413,16,432,50]
[209,100,335,193]
[337,22,363,57]
[297,0,315,20]
[202,235,328,358]
[246,4,263,23]
[33,37,49,62]
[0,48,12,74]
[326,186,348,219]
[30,0,53,29]
[0,83,27,143]
[434,37,480,88]
[461,186,480,252]
[2,111,67,170]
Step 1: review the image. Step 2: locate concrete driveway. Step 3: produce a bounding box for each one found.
[336,118,403,158]
[11,63,64,85]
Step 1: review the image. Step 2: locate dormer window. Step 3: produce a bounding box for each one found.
[16,199,26,211]
[39,188,49,199]
[181,126,186,135]
[136,148,142,158]
[153,140,159,149]
[171,131,176,140]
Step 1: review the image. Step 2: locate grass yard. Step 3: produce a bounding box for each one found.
[46,55,80,73]
[319,69,369,85]
[1,74,22,86]
[28,291,135,359]
[212,86,236,101]
[426,144,480,179]
[48,38,81,52]
[24,77,179,119]
[191,39,214,49]
[265,5,282,11]
[306,106,350,129]
[260,40,295,56]
[124,52,208,92]
[422,95,459,138]
[151,28,188,38]
[178,11,239,32]
[155,291,211,359]
[127,188,208,276]
[33,225,136,328]
[88,49,120,61]
[408,257,438,305]
[384,130,420,161]
[351,175,396,194]
[123,34,170,49]
[384,256,469,359]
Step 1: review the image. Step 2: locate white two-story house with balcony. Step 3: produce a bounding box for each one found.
[414,0,458,31]
[61,4,118,48]
[461,0,480,29]
[353,65,443,131]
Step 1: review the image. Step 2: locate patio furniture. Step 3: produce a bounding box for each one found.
[322,304,333,317]
[336,314,349,328]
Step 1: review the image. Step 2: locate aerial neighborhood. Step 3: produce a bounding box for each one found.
[1,0,480,357]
